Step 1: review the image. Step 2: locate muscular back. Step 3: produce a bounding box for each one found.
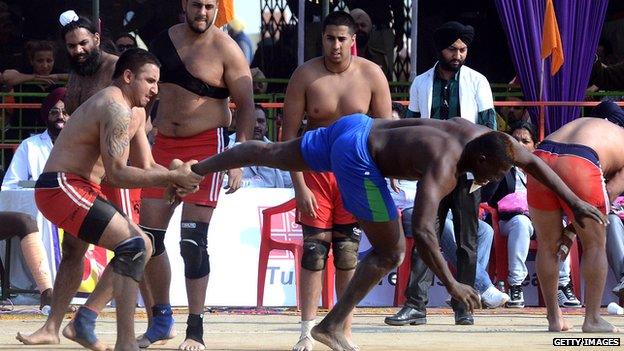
[369,118,489,180]
[44,87,143,183]
[64,52,118,113]
[154,24,247,137]
[546,117,624,177]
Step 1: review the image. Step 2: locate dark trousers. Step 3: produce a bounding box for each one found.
[404,174,479,311]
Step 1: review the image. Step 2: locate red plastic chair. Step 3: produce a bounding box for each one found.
[485,203,581,306]
[257,198,336,308]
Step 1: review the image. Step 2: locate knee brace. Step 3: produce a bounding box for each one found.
[180,221,210,279]
[140,225,166,257]
[111,236,147,282]
[332,223,362,270]
[301,238,330,271]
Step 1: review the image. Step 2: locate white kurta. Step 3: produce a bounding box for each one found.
[2,131,53,190]
[408,63,494,123]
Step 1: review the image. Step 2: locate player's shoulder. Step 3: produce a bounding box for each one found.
[292,57,324,78]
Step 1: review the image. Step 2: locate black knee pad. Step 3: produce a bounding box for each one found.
[180,221,210,279]
[332,223,361,270]
[140,225,166,257]
[301,238,330,271]
[111,236,147,282]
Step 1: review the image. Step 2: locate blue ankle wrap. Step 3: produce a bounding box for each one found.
[73,307,98,345]
[145,304,174,342]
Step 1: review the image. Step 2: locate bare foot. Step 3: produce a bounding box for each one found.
[582,316,620,333]
[311,325,358,351]
[62,321,112,351]
[179,338,205,351]
[137,331,176,348]
[292,335,315,351]
[546,311,573,332]
[16,325,60,345]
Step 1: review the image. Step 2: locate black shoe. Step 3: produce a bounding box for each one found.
[506,285,525,308]
[384,306,427,326]
[454,308,474,325]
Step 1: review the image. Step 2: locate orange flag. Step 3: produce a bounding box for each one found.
[215,0,235,28]
[541,0,564,75]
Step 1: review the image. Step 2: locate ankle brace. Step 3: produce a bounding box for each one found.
[73,306,98,345]
[145,304,174,342]
[300,319,315,340]
[185,313,205,345]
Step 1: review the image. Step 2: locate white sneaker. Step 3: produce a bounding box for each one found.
[481,285,510,309]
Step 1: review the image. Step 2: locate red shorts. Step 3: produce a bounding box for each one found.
[35,172,120,243]
[527,140,609,221]
[141,128,226,206]
[297,171,357,229]
[100,185,141,224]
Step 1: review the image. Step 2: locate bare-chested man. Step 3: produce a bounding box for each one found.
[21,48,202,351]
[185,114,605,351]
[137,1,254,350]
[527,117,624,333]
[17,15,149,350]
[281,11,392,351]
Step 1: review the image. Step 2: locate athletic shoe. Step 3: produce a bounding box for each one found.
[612,276,624,298]
[558,283,582,308]
[481,285,510,309]
[506,285,525,308]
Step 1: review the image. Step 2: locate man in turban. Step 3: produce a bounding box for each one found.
[2,87,68,190]
[385,21,502,326]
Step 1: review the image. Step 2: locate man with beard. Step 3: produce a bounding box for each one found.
[282,11,392,351]
[350,8,388,75]
[137,0,255,350]
[385,21,498,327]
[2,88,68,189]
[15,14,144,351]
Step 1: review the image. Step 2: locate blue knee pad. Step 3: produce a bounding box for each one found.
[180,221,210,279]
[144,303,174,342]
[73,306,98,345]
[111,236,147,282]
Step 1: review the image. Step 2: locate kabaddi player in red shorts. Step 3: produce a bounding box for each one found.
[527,117,624,333]
[281,11,392,351]
[17,49,203,350]
[136,1,255,349]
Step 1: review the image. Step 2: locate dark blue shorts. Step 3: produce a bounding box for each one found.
[300,113,398,222]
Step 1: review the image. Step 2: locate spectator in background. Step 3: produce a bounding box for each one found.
[2,88,67,190]
[225,105,292,188]
[346,0,406,79]
[114,32,138,53]
[391,102,407,119]
[228,18,253,63]
[350,8,389,78]
[0,1,24,72]
[251,67,268,95]
[389,21,496,326]
[589,57,624,91]
[487,122,581,308]
[2,41,67,138]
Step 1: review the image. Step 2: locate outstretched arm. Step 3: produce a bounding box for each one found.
[510,136,607,226]
[410,158,481,312]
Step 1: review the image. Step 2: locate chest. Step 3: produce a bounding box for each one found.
[305,76,371,118]
[172,39,224,85]
[65,73,111,113]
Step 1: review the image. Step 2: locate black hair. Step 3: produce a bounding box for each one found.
[392,102,407,119]
[61,16,98,41]
[465,131,515,167]
[254,103,267,115]
[25,40,55,61]
[112,48,161,79]
[322,11,356,34]
[115,32,137,46]
[508,120,537,143]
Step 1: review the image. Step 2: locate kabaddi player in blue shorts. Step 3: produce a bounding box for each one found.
[187,113,605,351]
